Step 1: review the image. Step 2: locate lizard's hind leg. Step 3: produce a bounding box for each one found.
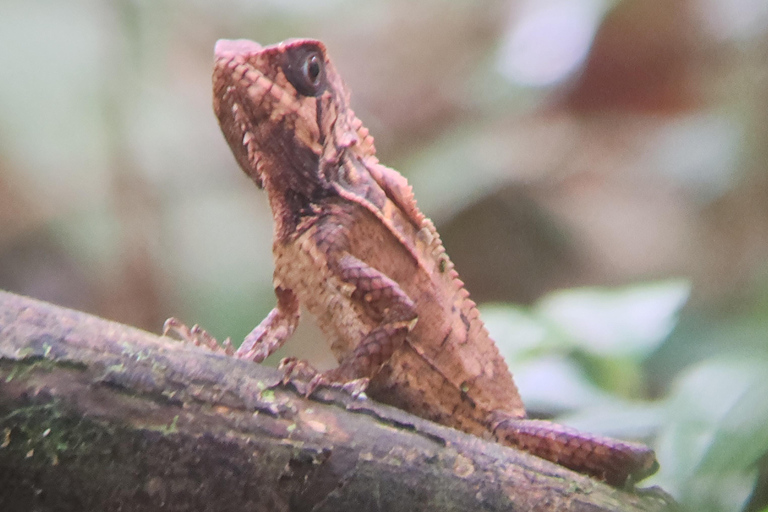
[285,250,419,397]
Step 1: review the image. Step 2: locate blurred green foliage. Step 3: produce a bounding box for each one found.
[485,282,768,510]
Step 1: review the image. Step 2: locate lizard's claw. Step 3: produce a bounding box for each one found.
[278,357,319,383]
[278,357,320,396]
[278,357,369,399]
[335,378,370,399]
[305,374,370,399]
[162,317,234,355]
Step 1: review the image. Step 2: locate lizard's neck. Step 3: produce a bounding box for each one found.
[263,160,333,243]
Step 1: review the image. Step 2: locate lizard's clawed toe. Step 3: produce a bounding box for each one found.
[278,357,319,382]
[162,317,233,355]
[336,377,370,399]
[277,358,369,399]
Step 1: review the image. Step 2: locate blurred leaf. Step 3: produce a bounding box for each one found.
[482,281,689,408]
[481,303,553,359]
[511,355,615,413]
[537,280,690,358]
[558,401,664,440]
[483,303,616,412]
[701,370,768,472]
[485,281,689,397]
[650,311,768,384]
[678,470,757,512]
[570,352,645,398]
[651,357,768,511]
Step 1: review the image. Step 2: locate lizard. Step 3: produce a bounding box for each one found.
[165,37,659,488]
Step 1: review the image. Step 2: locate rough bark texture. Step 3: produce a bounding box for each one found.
[0,290,675,511]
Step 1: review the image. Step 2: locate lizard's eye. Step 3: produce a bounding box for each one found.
[303,54,322,87]
[284,47,326,97]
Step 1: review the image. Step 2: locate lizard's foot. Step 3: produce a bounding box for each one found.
[278,356,319,382]
[279,357,370,399]
[163,317,235,356]
[311,375,370,399]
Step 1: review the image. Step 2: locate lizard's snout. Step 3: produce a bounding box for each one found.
[214,39,263,59]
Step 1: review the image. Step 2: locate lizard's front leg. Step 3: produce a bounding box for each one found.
[163,285,299,363]
[236,286,299,362]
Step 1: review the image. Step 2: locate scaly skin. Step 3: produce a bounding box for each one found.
[170,38,658,487]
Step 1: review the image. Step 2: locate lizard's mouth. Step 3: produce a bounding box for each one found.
[213,39,270,188]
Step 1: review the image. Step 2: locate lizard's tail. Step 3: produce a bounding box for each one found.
[490,413,659,488]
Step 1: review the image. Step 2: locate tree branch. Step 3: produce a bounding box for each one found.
[0,290,675,511]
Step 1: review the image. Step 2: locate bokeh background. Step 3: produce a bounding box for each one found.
[1,0,767,510]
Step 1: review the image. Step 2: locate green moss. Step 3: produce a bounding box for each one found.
[155,415,179,435]
[0,401,118,467]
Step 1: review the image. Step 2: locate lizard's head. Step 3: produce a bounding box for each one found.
[213,38,371,195]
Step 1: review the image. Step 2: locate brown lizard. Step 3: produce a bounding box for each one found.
[166,38,658,488]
